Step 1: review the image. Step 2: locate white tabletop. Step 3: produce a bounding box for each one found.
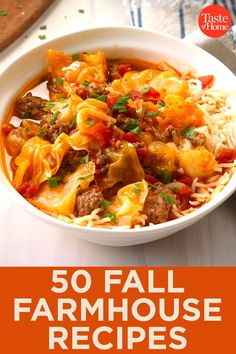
[1,0,236,266]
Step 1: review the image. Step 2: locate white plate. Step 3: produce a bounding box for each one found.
[1,27,236,246]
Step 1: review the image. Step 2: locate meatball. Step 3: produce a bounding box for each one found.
[15,92,47,120]
[76,188,104,217]
[40,114,71,143]
[143,185,176,224]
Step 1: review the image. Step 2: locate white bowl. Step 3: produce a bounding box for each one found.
[1,27,236,246]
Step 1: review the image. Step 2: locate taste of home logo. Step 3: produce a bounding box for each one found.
[198,4,232,38]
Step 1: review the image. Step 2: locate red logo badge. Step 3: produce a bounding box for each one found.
[198,4,232,38]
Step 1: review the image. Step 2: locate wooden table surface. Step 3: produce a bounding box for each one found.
[0,0,236,266]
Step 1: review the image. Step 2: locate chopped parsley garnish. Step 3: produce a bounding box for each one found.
[24,128,30,133]
[171,187,179,193]
[38,131,46,137]
[101,200,113,208]
[141,85,150,93]
[133,183,141,194]
[125,118,141,134]
[69,116,77,129]
[86,118,95,125]
[111,93,130,113]
[106,213,116,223]
[39,25,47,30]
[22,111,32,119]
[48,175,63,188]
[62,103,69,109]
[146,110,160,117]
[45,102,56,110]
[59,97,66,102]
[50,111,60,124]
[0,10,8,16]
[38,35,46,40]
[78,9,85,13]
[181,126,196,140]
[78,174,93,180]
[160,191,176,205]
[160,169,172,184]
[157,100,165,107]
[80,155,90,164]
[71,53,80,61]
[55,77,64,85]
[82,80,90,86]
[93,94,107,102]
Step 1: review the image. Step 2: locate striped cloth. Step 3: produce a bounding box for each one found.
[122,0,236,74]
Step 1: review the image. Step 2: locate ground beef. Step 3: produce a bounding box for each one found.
[15,92,47,120]
[76,187,104,217]
[95,153,111,175]
[191,132,206,147]
[77,82,106,99]
[40,114,71,143]
[58,149,88,177]
[162,126,181,145]
[143,185,176,224]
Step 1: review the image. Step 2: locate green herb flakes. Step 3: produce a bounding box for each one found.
[22,112,32,119]
[55,77,64,85]
[78,174,93,181]
[48,175,63,188]
[78,9,85,14]
[86,118,95,126]
[181,126,196,140]
[146,110,160,117]
[141,85,150,93]
[45,102,56,110]
[71,53,80,61]
[24,128,30,133]
[160,191,176,205]
[38,131,46,138]
[160,170,172,184]
[101,200,113,208]
[133,183,141,194]
[38,35,46,40]
[79,155,90,164]
[39,25,47,30]
[125,118,141,134]
[69,116,77,129]
[62,103,69,109]
[50,111,60,124]
[171,187,179,194]
[82,80,90,86]
[111,93,130,113]
[106,213,116,223]
[0,10,8,16]
[157,100,165,107]
[93,94,106,102]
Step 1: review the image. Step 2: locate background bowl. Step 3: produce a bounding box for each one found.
[0,27,236,246]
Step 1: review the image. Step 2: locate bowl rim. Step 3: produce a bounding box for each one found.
[1,26,236,237]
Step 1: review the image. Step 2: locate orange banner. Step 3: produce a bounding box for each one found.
[0,267,235,353]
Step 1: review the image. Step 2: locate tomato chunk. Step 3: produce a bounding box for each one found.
[123,132,140,143]
[2,124,15,136]
[17,182,39,199]
[143,87,160,100]
[198,75,214,89]
[137,147,149,159]
[179,186,192,196]
[130,90,141,101]
[90,123,112,148]
[118,64,132,76]
[106,94,119,107]
[217,148,236,163]
[176,173,193,187]
[145,174,159,184]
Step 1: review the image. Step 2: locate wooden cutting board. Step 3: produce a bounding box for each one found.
[0,0,55,52]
